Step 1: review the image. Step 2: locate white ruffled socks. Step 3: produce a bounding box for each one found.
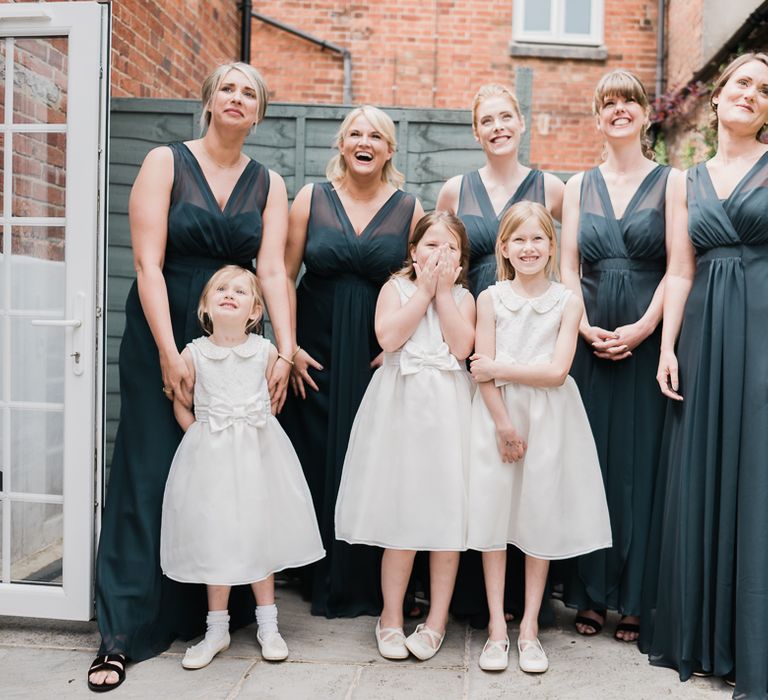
[181,610,231,669]
[256,603,289,661]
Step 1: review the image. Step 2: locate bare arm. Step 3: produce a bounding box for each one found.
[471,293,583,388]
[172,350,196,431]
[256,170,292,412]
[375,278,433,352]
[435,176,461,214]
[543,171,565,222]
[657,169,695,400]
[129,146,193,406]
[473,291,526,462]
[283,184,323,398]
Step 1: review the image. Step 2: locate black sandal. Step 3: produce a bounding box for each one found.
[87,654,126,693]
[613,620,640,642]
[574,610,605,636]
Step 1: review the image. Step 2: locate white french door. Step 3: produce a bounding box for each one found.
[0,2,107,620]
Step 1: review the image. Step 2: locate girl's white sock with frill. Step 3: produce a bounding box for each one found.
[255,604,278,636]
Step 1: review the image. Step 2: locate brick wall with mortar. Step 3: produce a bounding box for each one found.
[249,0,660,172]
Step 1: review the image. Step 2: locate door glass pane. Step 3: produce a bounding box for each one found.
[13,37,68,125]
[10,318,65,403]
[11,501,62,585]
[11,226,66,311]
[12,133,67,218]
[524,0,551,31]
[11,410,63,496]
[564,0,592,35]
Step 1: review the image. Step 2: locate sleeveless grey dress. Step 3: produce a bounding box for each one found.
[560,165,669,617]
[642,152,768,700]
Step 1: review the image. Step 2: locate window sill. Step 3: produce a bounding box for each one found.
[509,42,608,61]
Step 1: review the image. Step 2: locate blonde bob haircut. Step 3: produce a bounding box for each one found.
[472,83,522,130]
[709,52,768,140]
[593,69,654,158]
[325,106,405,189]
[496,201,559,281]
[197,265,264,336]
[392,210,470,288]
[199,62,269,134]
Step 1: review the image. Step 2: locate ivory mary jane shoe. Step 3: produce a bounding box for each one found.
[405,623,445,661]
[375,618,409,659]
[517,637,549,673]
[257,629,289,661]
[479,636,510,671]
[181,632,231,669]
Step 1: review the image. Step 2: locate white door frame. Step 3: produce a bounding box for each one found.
[0,1,108,621]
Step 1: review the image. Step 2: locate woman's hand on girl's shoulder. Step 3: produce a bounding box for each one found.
[268,344,291,414]
[161,347,194,407]
[495,424,527,463]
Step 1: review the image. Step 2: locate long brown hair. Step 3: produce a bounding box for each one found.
[393,210,470,288]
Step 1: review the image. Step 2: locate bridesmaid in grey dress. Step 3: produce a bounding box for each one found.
[559,70,677,643]
[437,84,564,630]
[643,52,768,699]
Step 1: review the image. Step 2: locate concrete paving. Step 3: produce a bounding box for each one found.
[0,588,730,699]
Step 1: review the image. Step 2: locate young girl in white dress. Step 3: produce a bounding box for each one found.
[467,202,611,674]
[160,265,324,670]
[335,211,476,661]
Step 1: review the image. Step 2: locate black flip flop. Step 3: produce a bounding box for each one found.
[613,621,640,642]
[574,611,605,636]
[87,654,126,693]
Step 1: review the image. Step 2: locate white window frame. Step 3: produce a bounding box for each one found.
[513,0,604,47]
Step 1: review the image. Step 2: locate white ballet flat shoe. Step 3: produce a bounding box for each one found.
[405,623,445,661]
[517,637,548,673]
[181,632,230,669]
[479,636,510,671]
[256,629,289,661]
[374,618,408,660]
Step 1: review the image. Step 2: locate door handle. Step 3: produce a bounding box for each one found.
[30,319,82,328]
[30,292,86,375]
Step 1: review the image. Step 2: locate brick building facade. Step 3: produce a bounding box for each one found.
[249,0,660,172]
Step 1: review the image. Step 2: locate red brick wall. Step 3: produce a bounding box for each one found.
[664,0,704,90]
[111,0,241,98]
[1,0,242,99]
[250,0,660,171]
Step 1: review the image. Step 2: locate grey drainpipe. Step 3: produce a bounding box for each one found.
[655,0,666,98]
[251,11,353,104]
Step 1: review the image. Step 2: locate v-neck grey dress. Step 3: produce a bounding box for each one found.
[642,152,768,700]
[559,165,670,617]
[457,168,546,297]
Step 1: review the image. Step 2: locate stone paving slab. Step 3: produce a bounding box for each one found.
[0,588,731,699]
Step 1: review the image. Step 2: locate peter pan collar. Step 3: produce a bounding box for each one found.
[495,281,564,313]
[191,333,263,359]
